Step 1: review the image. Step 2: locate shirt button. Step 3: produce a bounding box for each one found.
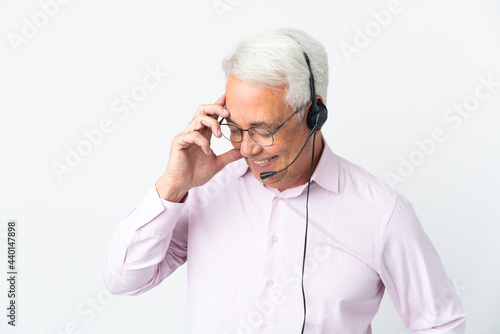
[260,323,268,330]
[272,236,279,243]
[266,280,274,286]
[276,196,282,200]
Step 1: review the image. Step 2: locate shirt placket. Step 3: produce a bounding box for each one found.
[254,189,305,333]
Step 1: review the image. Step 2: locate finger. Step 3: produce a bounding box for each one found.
[195,103,229,119]
[174,131,213,156]
[190,114,223,137]
[215,148,243,172]
[181,113,220,138]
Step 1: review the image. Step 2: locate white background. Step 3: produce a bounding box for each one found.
[1,0,499,333]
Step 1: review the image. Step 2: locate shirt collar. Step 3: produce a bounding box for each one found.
[231,139,339,194]
[310,140,339,193]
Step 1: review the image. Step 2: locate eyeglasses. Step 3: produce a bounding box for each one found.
[219,105,306,147]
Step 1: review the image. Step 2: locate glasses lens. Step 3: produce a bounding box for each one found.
[220,124,242,142]
[249,128,273,146]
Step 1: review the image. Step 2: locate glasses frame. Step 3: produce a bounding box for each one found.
[219,105,306,147]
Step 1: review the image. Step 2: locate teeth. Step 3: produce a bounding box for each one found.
[254,158,271,165]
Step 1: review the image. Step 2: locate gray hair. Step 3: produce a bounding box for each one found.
[222,27,329,120]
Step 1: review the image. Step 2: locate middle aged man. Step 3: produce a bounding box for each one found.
[104,28,466,333]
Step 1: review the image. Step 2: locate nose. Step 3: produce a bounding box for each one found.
[238,131,263,157]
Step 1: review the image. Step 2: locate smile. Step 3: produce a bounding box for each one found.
[254,158,272,165]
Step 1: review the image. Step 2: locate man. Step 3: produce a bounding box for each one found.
[103,28,466,333]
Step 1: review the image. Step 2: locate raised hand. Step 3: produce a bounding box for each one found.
[155,95,243,202]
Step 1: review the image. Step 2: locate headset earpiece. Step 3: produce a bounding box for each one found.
[307,100,328,130]
[303,52,328,130]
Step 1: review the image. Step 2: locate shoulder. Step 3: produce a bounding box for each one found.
[335,153,398,205]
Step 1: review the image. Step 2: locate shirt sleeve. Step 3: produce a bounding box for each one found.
[379,194,466,333]
[103,185,189,295]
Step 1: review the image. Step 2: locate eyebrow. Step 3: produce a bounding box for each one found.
[225,117,272,129]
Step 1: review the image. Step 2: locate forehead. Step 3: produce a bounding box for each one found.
[224,75,289,127]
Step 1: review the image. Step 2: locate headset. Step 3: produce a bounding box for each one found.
[257,34,328,333]
[303,52,328,131]
[284,37,328,334]
[259,48,328,181]
[298,46,327,334]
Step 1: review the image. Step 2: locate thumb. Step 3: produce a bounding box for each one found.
[215,148,243,172]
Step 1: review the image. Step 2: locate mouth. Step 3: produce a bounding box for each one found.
[254,158,272,165]
[250,156,277,171]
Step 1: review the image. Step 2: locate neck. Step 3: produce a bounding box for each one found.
[278,132,324,192]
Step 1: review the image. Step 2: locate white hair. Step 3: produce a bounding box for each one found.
[222,28,329,120]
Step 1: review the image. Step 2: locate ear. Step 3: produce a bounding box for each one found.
[316,95,325,105]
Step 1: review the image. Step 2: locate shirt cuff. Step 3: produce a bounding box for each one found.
[128,185,186,235]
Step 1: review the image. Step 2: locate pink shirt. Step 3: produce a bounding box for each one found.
[103,142,465,333]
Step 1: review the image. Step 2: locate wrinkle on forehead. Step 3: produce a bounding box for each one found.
[224,75,289,130]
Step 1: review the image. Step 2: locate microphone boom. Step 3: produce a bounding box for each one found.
[259,125,318,180]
